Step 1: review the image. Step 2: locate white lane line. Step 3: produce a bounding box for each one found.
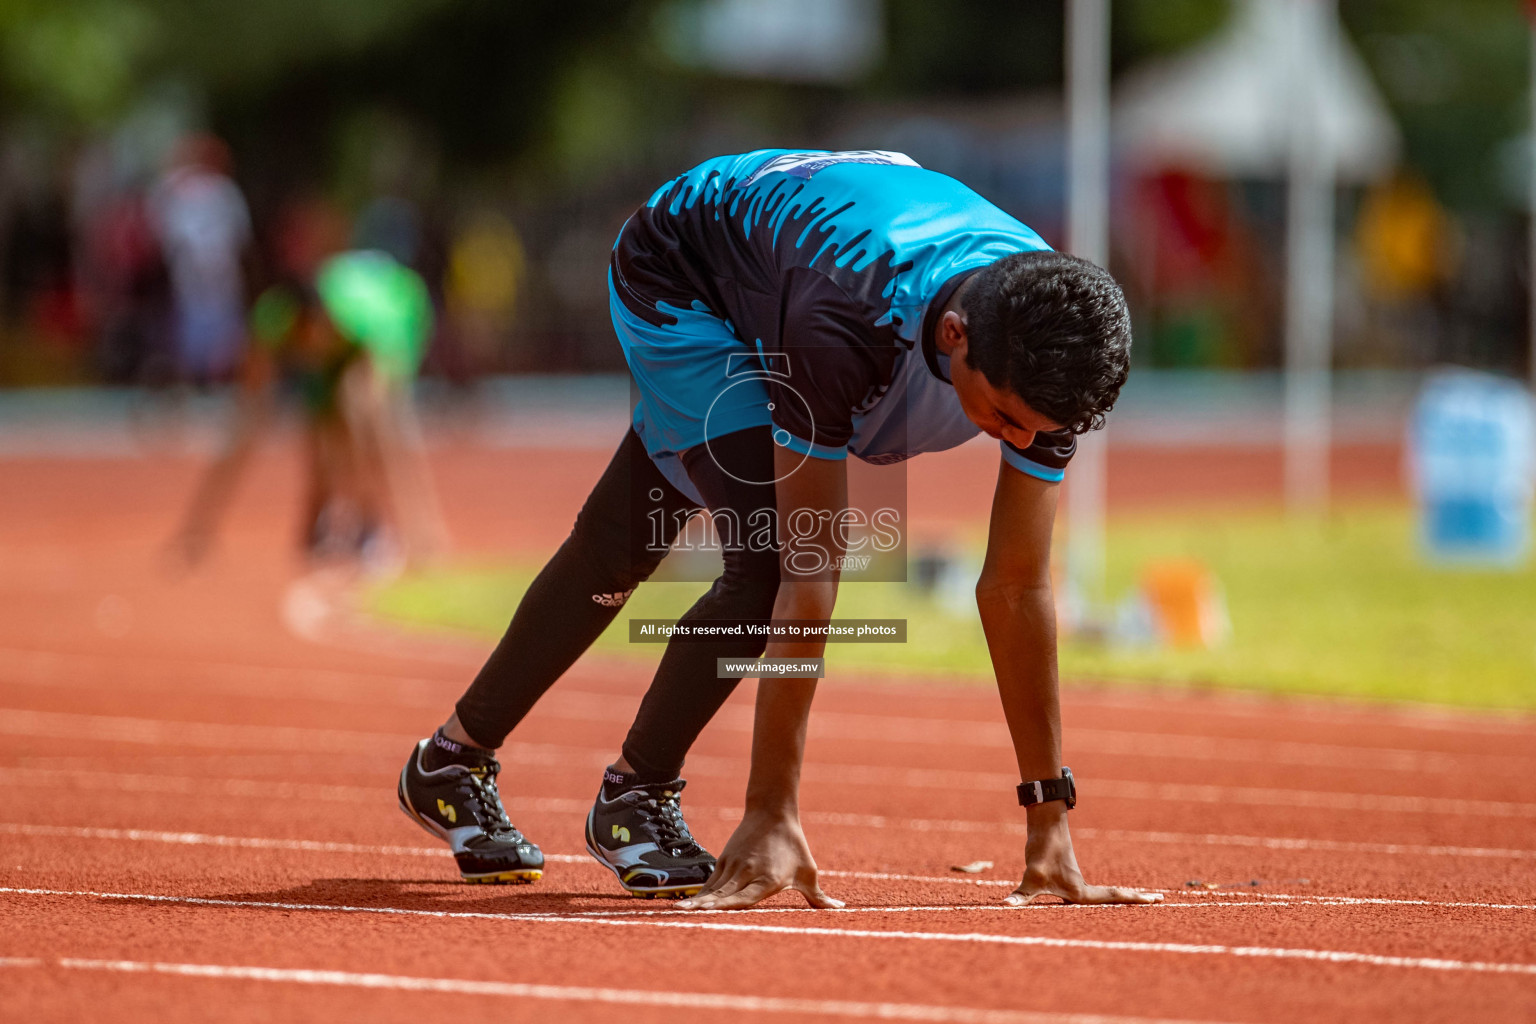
[7,711,1535,817]
[7,774,1535,863]
[7,823,1534,912]
[6,668,1533,779]
[0,822,1010,891]
[0,766,386,804]
[0,647,458,707]
[1057,687,1536,737]
[8,642,1533,739]
[1176,894,1536,911]
[506,693,1533,776]
[0,823,451,860]
[4,887,1535,977]
[796,808,1536,862]
[1070,826,1536,862]
[7,646,1536,767]
[0,956,1231,1024]
[0,709,419,755]
[796,766,1536,819]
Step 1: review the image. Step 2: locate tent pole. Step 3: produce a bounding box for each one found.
[1284,0,1335,516]
[1529,9,1536,388]
[1066,0,1112,606]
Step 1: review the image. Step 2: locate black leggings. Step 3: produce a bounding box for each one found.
[453,426,781,780]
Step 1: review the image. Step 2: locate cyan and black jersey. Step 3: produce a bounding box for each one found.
[609,149,1076,499]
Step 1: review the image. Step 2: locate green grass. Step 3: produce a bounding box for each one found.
[366,503,1536,711]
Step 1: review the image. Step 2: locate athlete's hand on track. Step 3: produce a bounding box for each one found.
[676,810,844,911]
[1005,803,1163,906]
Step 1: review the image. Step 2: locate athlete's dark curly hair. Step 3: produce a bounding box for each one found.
[960,250,1132,435]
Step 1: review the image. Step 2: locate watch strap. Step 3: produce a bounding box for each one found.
[1017,767,1076,809]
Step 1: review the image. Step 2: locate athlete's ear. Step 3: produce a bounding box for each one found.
[939,309,969,358]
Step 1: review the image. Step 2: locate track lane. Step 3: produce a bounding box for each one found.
[4,449,1534,1023]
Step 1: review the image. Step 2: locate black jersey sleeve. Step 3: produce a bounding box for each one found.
[767,268,896,457]
[1001,429,1076,482]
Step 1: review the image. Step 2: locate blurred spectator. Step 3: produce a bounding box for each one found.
[1357,174,1455,301]
[353,194,421,268]
[271,191,351,282]
[1127,169,1269,367]
[1353,173,1458,366]
[72,142,171,385]
[148,134,253,386]
[443,208,525,377]
[1,137,77,373]
[82,186,170,384]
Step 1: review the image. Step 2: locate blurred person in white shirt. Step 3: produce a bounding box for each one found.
[149,134,252,386]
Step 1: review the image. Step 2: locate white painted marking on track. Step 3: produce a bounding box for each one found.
[1172,890,1536,911]
[3,887,1534,976]
[6,774,1536,863]
[520,902,1276,917]
[0,956,1232,1024]
[0,709,420,754]
[0,823,451,859]
[7,644,1536,752]
[0,823,1012,890]
[11,636,1536,741]
[6,710,1535,817]
[7,823,1534,911]
[1069,826,1536,861]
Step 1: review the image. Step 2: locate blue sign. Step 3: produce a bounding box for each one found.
[1409,370,1535,566]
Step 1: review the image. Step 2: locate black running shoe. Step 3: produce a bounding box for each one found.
[397,739,544,884]
[585,775,716,898]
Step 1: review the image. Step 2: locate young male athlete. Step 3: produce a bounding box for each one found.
[398,149,1160,910]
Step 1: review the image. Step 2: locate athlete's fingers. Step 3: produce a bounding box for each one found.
[677,860,751,908]
[1075,885,1163,905]
[1003,882,1162,906]
[1050,882,1162,905]
[691,859,735,896]
[1003,883,1048,907]
[680,869,744,908]
[793,880,845,909]
[692,877,781,910]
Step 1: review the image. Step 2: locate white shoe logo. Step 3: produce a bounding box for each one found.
[591,590,634,608]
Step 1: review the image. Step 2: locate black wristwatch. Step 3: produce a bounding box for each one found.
[1017,767,1076,809]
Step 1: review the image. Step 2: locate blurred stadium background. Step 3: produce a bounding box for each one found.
[2,0,1533,708]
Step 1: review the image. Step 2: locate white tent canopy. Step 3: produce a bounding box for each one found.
[1114,0,1399,182]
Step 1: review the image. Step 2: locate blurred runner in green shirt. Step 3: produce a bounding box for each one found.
[171,250,447,569]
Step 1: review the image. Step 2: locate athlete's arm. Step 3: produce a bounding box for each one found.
[978,461,1160,906]
[677,445,846,911]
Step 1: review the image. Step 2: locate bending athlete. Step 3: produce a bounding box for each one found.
[171,250,445,569]
[398,149,1161,909]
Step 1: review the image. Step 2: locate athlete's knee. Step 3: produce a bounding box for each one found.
[557,528,649,606]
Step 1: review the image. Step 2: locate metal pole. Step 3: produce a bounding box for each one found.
[1066,0,1111,605]
[1529,13,1536,389]
[1283,0,1335,515]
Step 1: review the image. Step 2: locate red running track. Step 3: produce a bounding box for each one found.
[1,441,1534,1024]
